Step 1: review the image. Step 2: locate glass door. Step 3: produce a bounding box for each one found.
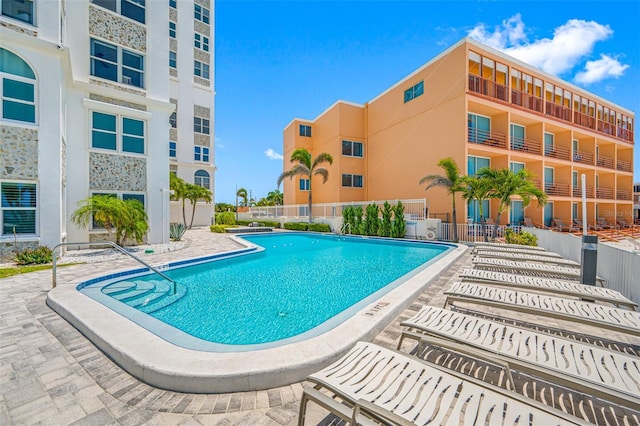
[510,200,524,226]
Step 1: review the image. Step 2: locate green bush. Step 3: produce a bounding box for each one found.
[505,228,538,246]
[391,201,406,238]
[308,223,331,232]
[284,222,309,231]
[215,211,236,225]
[15,246,53,265]
[379,201,393,237]
[342,206,355,234]
[364,203,380,236]
[210,224,237,233]
[353,206,364,235]
[236,220,280,228]
[169,222,187,241]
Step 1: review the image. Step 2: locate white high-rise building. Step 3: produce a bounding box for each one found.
[0,0,215,257]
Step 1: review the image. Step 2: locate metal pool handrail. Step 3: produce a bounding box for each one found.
[52,241,176,295]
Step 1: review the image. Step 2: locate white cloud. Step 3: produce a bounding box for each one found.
[467,15,627,83]
[265,148,283,160]
[575,54,629,84]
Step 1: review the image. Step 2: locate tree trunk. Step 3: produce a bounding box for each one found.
[189,201,197,229]
[308,189,313,224]
[182,199,188,227]
[493,212,502,242]
[451,197,458,243]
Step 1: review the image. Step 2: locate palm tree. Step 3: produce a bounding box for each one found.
[170,173,189,226]
[478,167,548,240]
[419,158,463,242]
[460,175,493,242]
[266,189,283,206]
[277,148,333,224]
[236,187,248,207]
[184,183,213,229]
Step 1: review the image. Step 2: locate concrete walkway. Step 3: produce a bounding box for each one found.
[1,228,637,425]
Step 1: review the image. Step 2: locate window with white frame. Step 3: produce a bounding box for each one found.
[342,140,363,157]
[2,0,35,25]
[194,4,209,24]
[169,51,176,69]
[1,48,36,124]
[342,174,363,188]
[194,146,209,162]
[193,116,209,134]
[194,60,209,79]
[1,181,36,235]
[169,141,176,158]
[194,170,210,189]
[91,111,145,154]
[194,33,209,51]
[90,39,144,88]
[91,0,145,24]
[299,179,309,191]
[299,124,311,137]
[169,21,176,38]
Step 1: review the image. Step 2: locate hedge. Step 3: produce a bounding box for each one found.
[210,224,237,233]
[308,223,331,232]
[236,220,281,228]
[283,222,308,231]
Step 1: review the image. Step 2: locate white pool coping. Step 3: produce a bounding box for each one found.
[47,236,467,393]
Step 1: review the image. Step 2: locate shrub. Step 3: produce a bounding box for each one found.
[169,222,187,241]
[364,203,380,236]
[215,211,236,225]
[379,201,393,237]
[308,223,331,232]
[284,222,309,231]
[342,206,355,234]
[505,228,538,246]
[391,201,406,238]
[210,224,236,233]
[353,206,364,235]
[236,220,280,228]
[15,246,53,265]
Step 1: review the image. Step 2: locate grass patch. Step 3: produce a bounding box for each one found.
[0,263,77,279]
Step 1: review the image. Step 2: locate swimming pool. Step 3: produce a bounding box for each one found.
[47,232,466,392]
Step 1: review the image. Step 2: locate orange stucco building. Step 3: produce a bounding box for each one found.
[282,38,635,228]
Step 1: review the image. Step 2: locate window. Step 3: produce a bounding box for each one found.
[194,146,209,162]
[169,51,176,69]
[1,182,36,235]
[510,123,525,150]
[467,156,490,177]
[91,111,145,154]
[467,200,489,223]
[342,140,363,157]
[194,170,210,189]
[91,0,145,24]
[2,0,34,25]
[194,4,209,24]
[169,0,176,8]
[544,167,554,185]
[194,60,209,79]
[169,141,176,158]
[341,174,363,188]
[169,111,177,128]
[299,124,311,137]
[404,81,424,103]
[468,113,490,143]
[572,203,578,221]
[169,21,176,38]
[90,192,144,229]
[544,132,554,155]
[193,117,209,134]
[544,202,553,227]
[509,162,524,173]
[90,39,144,88]
[1,48,36,123]
[510,200,524,225]
[194,33,209,52]
[299,179,310,191]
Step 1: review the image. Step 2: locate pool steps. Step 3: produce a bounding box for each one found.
[102,280,187,313]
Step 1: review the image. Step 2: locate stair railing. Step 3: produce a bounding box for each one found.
[52,241,177,295]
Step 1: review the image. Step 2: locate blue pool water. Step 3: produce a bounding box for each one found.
[85,233,452,348]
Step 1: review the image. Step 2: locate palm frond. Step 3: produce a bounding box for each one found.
[277,164,310,186]
[313,167,329,183]
[290,148,312,168]
[312,153,334,169]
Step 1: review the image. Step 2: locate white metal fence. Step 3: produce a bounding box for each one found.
[437,223,523,243]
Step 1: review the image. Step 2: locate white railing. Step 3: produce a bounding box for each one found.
[245,199,428,221]
[437,223,522,243]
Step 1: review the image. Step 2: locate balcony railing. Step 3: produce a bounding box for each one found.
[545,182,571,196]
[573,111,597,130]
[596,155,615,169]
[596,187,614,199]
[544,144,571,161]
[617,159,632,172]
[617,189,632,200]
[572,150,594,165]
[467,127,507,149]
[510,136,541,154]
[545,102,572,123]
[468,74,508,102]
[510,89,544,113]
[597,120,634,142]
[572,185,593,198]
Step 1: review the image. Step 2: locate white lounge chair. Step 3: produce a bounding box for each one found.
[444,282,640,337]
[472,245,563,257]
[472,242,546,253]
[458,268,637,309]
[400,305,640,406]
[298,341,581,426]
[472,258,592,283]
[473,250,580,267]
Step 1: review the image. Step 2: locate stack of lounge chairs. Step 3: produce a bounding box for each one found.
[297,242,639,425]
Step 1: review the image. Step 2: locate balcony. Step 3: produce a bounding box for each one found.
[573,111,597,131]
[596,187,614,199]
[545,182,570,196]
[617,189,632,200]
[467,128,507,149]
[545,102,572,123]
[572,150,594,165]
[617,159,632,172]
[510,136,541,154]
[596,155,615,169]
[544,145,571,161]
[597,120,634,143]
[572,185,593,198]
[510,89,544,113]
[469,74,508,102]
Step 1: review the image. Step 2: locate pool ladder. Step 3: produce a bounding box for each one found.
[51,241,177,295]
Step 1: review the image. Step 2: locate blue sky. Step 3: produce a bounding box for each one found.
[214,0,640,204]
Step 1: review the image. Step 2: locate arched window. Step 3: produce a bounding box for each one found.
[0,48,36,123]
[194,170,210,189]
